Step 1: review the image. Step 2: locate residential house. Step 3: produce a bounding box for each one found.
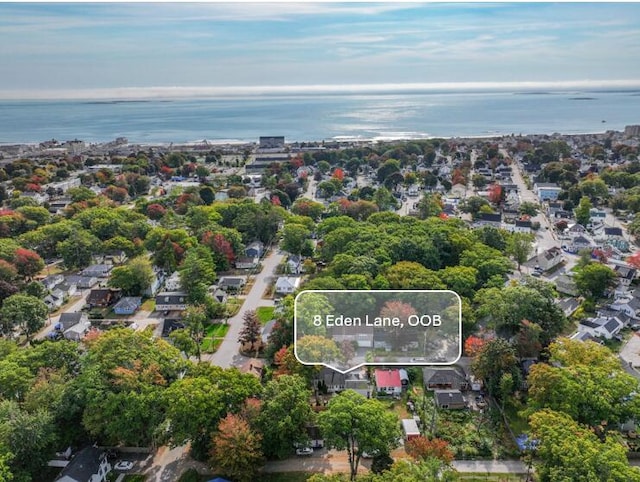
[275,276,301,295]
[245,241,265,259]
[218,276,247,292]
[81,264,112,279]
[65,275,99,290]
[610,295,640,319]
[164,271,182,291]
[48,198,73,215]
[286,255,302,274]
[570,331,598,343]
[534,182,562,201]
[41,274,65,291]
[513,219,532,233]
[56,281,77,299]
[44,289,65,310]
[604,227,624,239]
[92,250,128,266]
[578,316,624,340]
[423,367,468,391]
[58,313,91,342]
[211,288,227,304]
[615,265,637,288]
[555,274,579,297]
[374,369,402,396]
[568,235,594,253]
[55,446,111,482]
[113,296,142,315]
[557,298,581,318]
[155,291,188,312]
[143,268,164,297]
[537,246,564,271]
[567,223,587,236]
[434,389,466,410]
[401,418,421,441]
[87,289,121,308]
[314,367,346,394]
[474,212,502,228]
[235,256,259,270]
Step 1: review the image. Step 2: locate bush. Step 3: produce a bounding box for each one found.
[178,468,201,482]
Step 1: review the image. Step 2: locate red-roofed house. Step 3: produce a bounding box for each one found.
[374,369,403,396]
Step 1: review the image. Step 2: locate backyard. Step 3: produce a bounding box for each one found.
[256,306,275,324]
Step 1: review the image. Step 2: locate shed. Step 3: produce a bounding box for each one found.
[401,418,421,441]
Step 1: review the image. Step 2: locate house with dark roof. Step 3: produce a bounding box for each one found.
[474,212,502,228]
[55,446,111,482]
[235,255,259,270]
[434,389,466,410]
[615,265,637,288]
[423,367,468,391]
[604,227,624,238]
[578,316,624,340]
[113,296,142,315]
[374,369,402,395]
[555,274,579,296]
[245,241,265,258]
[513,219,532,233]
[568,235,593,253]
[87,289,121,308]
[155,291,188,312]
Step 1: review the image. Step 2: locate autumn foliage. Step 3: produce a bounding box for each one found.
[406,436,454,463]
[464,335,486,357]
[627,252,640,269]
[488,184,503,205]
[210,413,263,482]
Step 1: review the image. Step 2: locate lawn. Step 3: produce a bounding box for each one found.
[256,306,275,324]
[141,299,156,312]
[200,323,230,353]
[225,297,243,317]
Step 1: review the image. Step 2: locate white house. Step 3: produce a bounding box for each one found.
[374,369,402,396]
[164,271,182,291]
[534,182,562,201]
[537,246,564,271]
[55,446,111,482]
[275,276,301,294]
[577,316,624,340]
[610,295,640,319]
[155,291,188,312]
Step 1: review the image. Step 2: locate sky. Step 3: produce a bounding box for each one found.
[1,2,640,99]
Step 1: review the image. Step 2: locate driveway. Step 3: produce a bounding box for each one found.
[205,248,285,368]
[34,290,90,341]
[620,332,640,372]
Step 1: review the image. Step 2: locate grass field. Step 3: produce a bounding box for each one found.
[200,323,230,353]
[256,306,276,324]
[141,299,155,312]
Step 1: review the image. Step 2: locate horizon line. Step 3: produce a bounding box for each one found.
[2,79,640,101]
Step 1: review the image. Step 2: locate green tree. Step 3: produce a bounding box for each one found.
[573,262,616,299]
[527,338,640,427]
[57,229,101,269]
[257,375,314,459]
[385,262,445,290]
[518,201,539,217]
[530,409,640,482]
[179,246,216,303]
[471,338,521,400]
[108,256,154,296]
[574,196,592,227]
[0,294,48,342]
[506,232,535,271]
[318,390,401,481]
[281,223,311,255]
[437,266,478,298]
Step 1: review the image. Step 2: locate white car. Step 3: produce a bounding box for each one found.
[114,461,134,471]
[296,447,313,456]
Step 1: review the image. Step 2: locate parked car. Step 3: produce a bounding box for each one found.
[296,447,313,456]
[114,461,134,471]
[362,449,380,459]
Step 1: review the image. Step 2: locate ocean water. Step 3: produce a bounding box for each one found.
[1,91,639,144]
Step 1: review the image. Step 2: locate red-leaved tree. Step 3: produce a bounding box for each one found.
[146,203,167,221]
[210,413,264,482]
[14,248,44,279]
[406,436,454,463]
[464,335,485,357]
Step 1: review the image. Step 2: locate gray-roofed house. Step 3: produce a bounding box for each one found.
[113,296,142,315]
[275,276,301,295]
[55,446,111,482]
[58,312,91,341]
[65,275,99,289]
[44,289,65,311]
[81,264,113,278]
[41,274,64,291]
[423,367,468,391]
[314,367,347,394]
[401,418,421,441]
[615,265,637,288]
[474,212,502,228]
[555,274,579,296]
[155,291,188,312]
[557,298,581,317]
[235,256,259,270]
[434,389,466,410]
[537,246,564,271]
[569,235,593,253]
[218,276,247,292]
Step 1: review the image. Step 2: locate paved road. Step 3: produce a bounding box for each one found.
[34,290,90,341]
[205,248,285,368]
